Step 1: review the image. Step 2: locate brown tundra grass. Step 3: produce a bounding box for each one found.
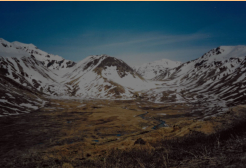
[1,100,246,168]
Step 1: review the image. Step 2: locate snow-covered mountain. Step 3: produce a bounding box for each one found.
[0,56,58,116]
[142,46,246,118]
[63,54,155,98]
[0,38,76,70]
[154,46,246,87]
[133,59,181,79]
[0,38,156,116]
[0,55,66,95]
[0,38,74,116]
[0,38,155,100]
[1,38,246,118]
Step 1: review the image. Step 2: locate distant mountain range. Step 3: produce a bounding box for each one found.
[1,38,246,118]
[133,59,182,79]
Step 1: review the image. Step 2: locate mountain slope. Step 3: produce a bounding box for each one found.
[0,38,76,70]
[134,59,181,79]
[0,74,47,116]
[154,46,246,82]
[63,54,155,98]
[0,56,66,95]
[0,40,71,116]
[143,46,246,118]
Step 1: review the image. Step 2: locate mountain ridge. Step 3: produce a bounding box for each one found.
[1,38,246,118]
[0,38,76,70]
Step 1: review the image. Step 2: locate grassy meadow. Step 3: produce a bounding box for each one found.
[1,98,246,168]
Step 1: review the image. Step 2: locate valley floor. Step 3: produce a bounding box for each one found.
[0,98,246,168]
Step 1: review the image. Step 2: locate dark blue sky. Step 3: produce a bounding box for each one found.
[1,2,246,65]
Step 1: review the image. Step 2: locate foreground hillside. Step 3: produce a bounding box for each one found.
[0,99,246,168]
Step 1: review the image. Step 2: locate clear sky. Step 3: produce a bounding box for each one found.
[1,2,246,66]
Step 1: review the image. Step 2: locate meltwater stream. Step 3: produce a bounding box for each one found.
[136,111,168,130]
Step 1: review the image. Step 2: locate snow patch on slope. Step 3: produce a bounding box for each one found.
[134,58,182,79]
